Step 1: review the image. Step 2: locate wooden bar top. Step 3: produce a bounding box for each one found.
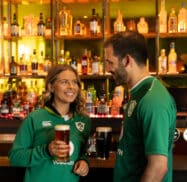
[1,153,187,170]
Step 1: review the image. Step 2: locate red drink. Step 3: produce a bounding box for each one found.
[55,124,70,162]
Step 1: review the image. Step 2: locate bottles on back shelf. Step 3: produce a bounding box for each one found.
[114,10,125,33]
[81,49,88,75]
[0,83,13,116]
[38,51,44,75]
[31,49,38,75]
[159,0,167,33]
[158,49,167,74]
[178,2,187,32]
[74,19,87,36]
[19,54,28,75]
[87,50,92,75]
[70,57,77,70]
[92,55,99,75]
[45,17,52,37]
[85,85,94,115]
[137,17,149,34]
[58,49,65,64]
[111,85,124,116]
[74,20,82,35]
[58,6,72,36]
[65,51,71,65]
[168,7,178,33]
[9,56,18,76]
[59,6,68,35]
[90,8,98,36]
[37,12,45,36]
[43,57,51,75]
[97,82,109,115]
[11,13,19,37]
[168,42,177,73]
[77,57,82,75]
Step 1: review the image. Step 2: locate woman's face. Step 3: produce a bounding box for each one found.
[50,70,79,104]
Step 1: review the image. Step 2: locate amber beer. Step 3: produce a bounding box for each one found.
[55,124,70,162]
[96,126,112,160]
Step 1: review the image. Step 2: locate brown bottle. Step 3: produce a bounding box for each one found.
[9,56,18,76]
[11,13,19,36]
[81,49,88,75]
[90,8,98,36]
[37,12,45,36]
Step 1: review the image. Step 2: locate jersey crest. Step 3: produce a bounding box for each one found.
[75,121,85,132]
[127,100,137,117]
[42,120,52,127]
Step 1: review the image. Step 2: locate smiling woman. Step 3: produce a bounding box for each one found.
[8,64,91,182]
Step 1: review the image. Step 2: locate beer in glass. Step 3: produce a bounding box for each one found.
[55,124,70,162]
[96,126,112,160]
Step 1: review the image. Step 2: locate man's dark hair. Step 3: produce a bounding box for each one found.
[104,31,148,66]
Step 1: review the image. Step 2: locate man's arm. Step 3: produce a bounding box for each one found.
[140,155,168,182]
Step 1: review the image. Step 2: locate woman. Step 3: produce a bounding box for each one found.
[9,64,91,182]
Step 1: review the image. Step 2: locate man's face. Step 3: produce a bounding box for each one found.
[104,45,128,86]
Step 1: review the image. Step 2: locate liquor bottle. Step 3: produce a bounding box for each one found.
[31,49,38,75]
[87,50,92,75]
[97,83,107,115]
[81,49,88,75]
[178,2,187,32]
[168,7,178,33]
[19,54,27,75]
[80,81,86,106]
[137,17,149,34]
[45,17,52,37]
[77,57,82,75]
[70,57,77,70]
[37,12,45,36]
[96,13,101,34]
[158,49,167,74]
[58,49,65,64]
[85,85,94,115]
[11,13,19,36]
[9,56,18,76]
[27,80,37,107]
[38,51,44,75]
[168,42,177,73]
[90,8,98,36]
[114,10,125,33]
[43,57,51,75]
[65,51,71,65]
[67,10,73,35]
[59,6,68,35]
[74,20,82,35]
[111,86,124,116]
[159,0,167,33]
[92,55,99,75]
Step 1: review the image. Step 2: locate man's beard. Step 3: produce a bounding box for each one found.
[112,65,127,86]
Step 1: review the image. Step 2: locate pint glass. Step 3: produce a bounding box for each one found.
[96,126,112,160]
[55,124,70,162]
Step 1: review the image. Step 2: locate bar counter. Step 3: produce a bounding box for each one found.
[1,152,187,170]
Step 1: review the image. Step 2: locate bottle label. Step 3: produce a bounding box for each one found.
[92,62,99,74]
[75,23,81,34]
[11,25,19,36]
[90,21,98,33]
[10,65,17,75]
[82,59,87,66]
[38,25,45,36]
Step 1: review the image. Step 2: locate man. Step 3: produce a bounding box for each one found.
[104,31,176,182]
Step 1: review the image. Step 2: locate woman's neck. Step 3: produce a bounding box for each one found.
[52,101,70,117]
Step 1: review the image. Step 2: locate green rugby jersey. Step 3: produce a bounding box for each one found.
[114,76,176,182]
[9,107,91,182]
